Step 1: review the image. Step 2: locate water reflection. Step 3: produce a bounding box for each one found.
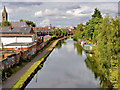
[74,42,83,56]
[71,41,115,88]
[26,39,100,88]
[84,55,112,88]
[55,39,67,49]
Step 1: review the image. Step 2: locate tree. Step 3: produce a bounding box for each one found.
[73,23,85,40]
[20,19,24,22]
[73,8,103,41]
[52,26,56,30]
[95,15,119,88]
[25,20,36,27]
[85,15,102,41]
[53,28,68,36]
[92,8,103,19]
[19,19,36,27]
[0,21,11,26]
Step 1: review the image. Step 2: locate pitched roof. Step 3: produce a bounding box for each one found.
[33,28,53,32]
[11,22,28,27]
[0,27,33,34]
[5,42,30,46]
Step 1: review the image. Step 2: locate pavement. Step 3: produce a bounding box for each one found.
[2,39,59,89]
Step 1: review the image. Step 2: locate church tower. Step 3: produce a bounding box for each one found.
[2,6,8,21]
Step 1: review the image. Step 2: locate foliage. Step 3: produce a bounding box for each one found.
[92,8,103,18]
[95,15,119,88]
[73,8,119,88]
[12,38,65,88]
[73,8,103,42]
[0,21,11,26]
[52,26,56,30]
[74,42,83,55]
[25,20,36,27]
[85,17,102,41]
[53,28,68,36]
[73,23,85,41]
[20,19,24,22]
[19,19,36,27]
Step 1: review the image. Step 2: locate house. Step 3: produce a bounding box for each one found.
[61,28,74,35]
[0,26,37,57]
[0,26,34,35]
[1,34,37,55]
[11,21,28,27]
[33,27,53,36]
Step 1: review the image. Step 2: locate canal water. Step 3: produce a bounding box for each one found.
[26,38,100,88]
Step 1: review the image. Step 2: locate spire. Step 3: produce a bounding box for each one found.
[3,6,6,12]
[2,5,8,21]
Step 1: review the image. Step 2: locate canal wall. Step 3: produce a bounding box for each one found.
[12,37,67,89]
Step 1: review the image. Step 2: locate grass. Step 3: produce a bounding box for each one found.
[11,39,60,88]
[11,37,66,88]
[2,39,56,81]
[12,47,54,88]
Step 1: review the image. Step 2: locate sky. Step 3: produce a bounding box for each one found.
[0,1,119,27]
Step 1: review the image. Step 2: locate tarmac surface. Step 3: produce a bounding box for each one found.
[2,39,59,88]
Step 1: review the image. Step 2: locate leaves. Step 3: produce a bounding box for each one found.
[0,21,11,26]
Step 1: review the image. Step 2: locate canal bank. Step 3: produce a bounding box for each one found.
[11,37,67,89]
[26,38,100,88]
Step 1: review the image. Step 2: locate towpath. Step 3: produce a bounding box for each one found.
[2,38,61,88]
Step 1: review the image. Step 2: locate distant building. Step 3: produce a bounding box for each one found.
[0,6,37,53]
[33,27,53,36]
[2,6,8,21]
[11,22,28,27]
[61,28,74,35]
[0,26,34,36]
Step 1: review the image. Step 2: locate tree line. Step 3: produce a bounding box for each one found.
[53,28,69,36]
[73,8,120,88]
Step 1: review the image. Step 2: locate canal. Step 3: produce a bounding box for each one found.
[26,38,100,88]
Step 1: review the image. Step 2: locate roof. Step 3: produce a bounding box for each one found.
[33,29,53,32]
[0,34,34,37]
[0,27,33,34]
[5,42,31,46]
[11,22,28,27]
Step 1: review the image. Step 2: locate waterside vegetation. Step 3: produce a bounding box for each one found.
[73,8,120,88]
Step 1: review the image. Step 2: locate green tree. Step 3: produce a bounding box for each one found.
[85,17,102,40]
[92,8,103,18]
[73,23,85,40]
[25,20,36,27]
[52,26,56,30]
[19,19,36,27]
[95,15,119,88]
[0,21,11,26]
[20,19,24,22]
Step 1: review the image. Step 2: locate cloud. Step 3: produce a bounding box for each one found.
[66,6,91,17]
[0,2,118,27]
[1,6,29,14]
[2,2,43,7]
[0,0,119,2]
[34,8,59,17]
[39,18,50,26]
[55,16,67,19]
[34,10,43,17]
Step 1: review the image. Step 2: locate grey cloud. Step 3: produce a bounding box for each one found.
[0,2,118,27]
[0,0,120,2]
[1,2,43,7]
